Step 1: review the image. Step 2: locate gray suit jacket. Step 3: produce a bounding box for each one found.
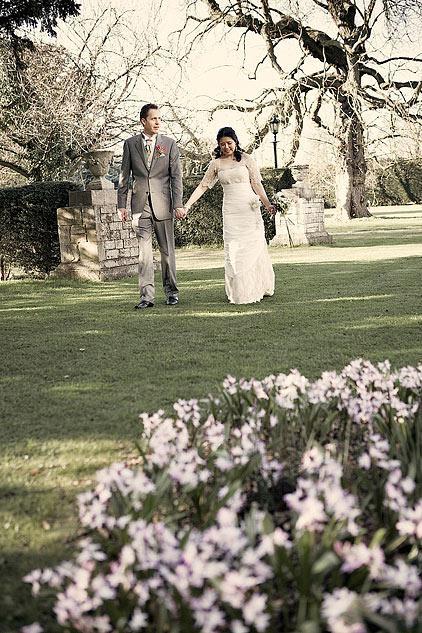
[117,133,183,221]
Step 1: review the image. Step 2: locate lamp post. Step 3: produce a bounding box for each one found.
[269,114,280,169]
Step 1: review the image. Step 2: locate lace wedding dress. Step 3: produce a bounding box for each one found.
[201,154,275,304]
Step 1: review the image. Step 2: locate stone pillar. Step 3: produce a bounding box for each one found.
[270,164,333,247]
[53,150,139,281]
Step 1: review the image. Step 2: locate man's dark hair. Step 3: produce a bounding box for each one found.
[140,103,159,121]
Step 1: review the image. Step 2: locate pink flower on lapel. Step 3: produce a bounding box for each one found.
[155,144,167,158]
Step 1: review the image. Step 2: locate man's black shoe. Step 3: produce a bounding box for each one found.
[166,296,179,306]
[134,300,154,309]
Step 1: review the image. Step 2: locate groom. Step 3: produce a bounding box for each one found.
[118,103,185,309]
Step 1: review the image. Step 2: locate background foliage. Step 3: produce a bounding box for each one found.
[369,159,422,206]
[309,158,422,209]
[0,181,79,278]
[1,159,421,279]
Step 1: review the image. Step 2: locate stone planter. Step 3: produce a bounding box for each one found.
[84,149,114,190]
[290,164,309,182]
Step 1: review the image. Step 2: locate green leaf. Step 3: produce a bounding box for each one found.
[263,512,275,534]
[311,551,339,576]
[298,621,321,633]
[369,528,386,547]
[363,606,399,633]
[385,534,408,553]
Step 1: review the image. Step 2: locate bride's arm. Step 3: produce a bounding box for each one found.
[184,183,208,212]
[184,160,218,212]
[244,155,276,214]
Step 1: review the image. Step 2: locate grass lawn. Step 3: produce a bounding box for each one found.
[1,207,422,631]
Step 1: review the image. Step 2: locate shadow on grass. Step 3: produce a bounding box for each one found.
[1,540,75,633]
[328,221,422,248]
[1,257,421,449]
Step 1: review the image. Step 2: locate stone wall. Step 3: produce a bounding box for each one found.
[53,189,138,281]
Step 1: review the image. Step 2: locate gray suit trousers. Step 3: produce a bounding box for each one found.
[133,196,178,302]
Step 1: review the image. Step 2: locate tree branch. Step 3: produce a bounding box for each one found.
[0,158,30,178]
[202,0,348,71]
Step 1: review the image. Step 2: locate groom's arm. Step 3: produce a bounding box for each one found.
[117,140,131,221]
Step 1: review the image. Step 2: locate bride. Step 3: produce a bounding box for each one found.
[184,127,276,305]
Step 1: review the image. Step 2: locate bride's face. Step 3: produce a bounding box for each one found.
[219,137,236,158]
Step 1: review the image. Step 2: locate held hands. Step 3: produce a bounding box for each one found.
[175,207,188,220]
[265,203,277,216]
[119,207,188,221]
[118,208,128,222]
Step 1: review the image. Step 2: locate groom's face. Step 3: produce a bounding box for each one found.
[141,109,161,136]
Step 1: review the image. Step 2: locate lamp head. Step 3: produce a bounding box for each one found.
[269,113,280,135]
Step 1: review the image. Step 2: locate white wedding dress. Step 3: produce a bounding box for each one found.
[201,154,275,304]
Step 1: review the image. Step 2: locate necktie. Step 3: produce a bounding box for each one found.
[145,139,152,165]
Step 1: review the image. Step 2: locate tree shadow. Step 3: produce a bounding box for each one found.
[1,257,421,447]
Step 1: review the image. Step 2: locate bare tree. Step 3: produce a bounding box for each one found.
[0,8,164,182]
[179,0,422,219]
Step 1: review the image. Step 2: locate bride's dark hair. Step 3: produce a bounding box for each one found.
[214,127,244,162]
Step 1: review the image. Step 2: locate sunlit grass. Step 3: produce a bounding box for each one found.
[1,209,422,630]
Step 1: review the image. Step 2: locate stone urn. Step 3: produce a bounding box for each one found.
[291,164,312,199]
[291,164,309,182]
[84,149,114,190]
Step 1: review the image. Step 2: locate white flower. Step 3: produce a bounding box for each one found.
[23,569,42,596]
[302,447,324,473]
[129,607,147,630]
[21,624,43,633]
[215,456,233,471]
[338,543,384,578]
[322,588,359,620]
[358,453,371,470]
[292,496,326,532]
[92,615,112,633]
[250,197,261,210]
[217,507,237,527]
[91,574,116,600]
[384,559,421,597]
[242,593,267,625]
[220,570,256,608]
[272,527,292,549]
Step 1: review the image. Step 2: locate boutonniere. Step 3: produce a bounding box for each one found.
[155,144,167,158]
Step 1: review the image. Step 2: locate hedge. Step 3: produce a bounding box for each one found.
[369,158,422,206]
[0,181,80,278]
[176,171,280,247]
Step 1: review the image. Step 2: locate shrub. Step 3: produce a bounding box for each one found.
[368,159,422,206]
[0,181,80,278]
[23,359,421,633]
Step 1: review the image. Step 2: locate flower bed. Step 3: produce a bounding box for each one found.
[23,360,421,633]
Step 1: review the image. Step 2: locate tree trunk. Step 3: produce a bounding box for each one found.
[334,104,371,220]
[0,254,11,281]
[333,45,371,221]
